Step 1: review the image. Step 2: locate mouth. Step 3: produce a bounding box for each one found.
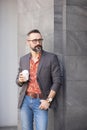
[33,45,42,52]
[35,45,42,51]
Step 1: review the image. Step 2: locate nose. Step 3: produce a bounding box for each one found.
[35,40,42,45]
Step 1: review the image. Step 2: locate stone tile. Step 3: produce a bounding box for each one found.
[65,106,87,130]
[66,6,87,31]
[54,4,63,53]
[54,0,64,6]
[66,81,87,107]
[48,110,54,130]
[65,81,87,130]
[65,56,87,80]
[18,0,54,35]
[54,6,63,30]
[54,85,66,130]
[18,0,53,13]
[43,32,54,53]
[54,31,63,54]
[18,0,54,53]
[18,35,27,57]
[66,0,87,6]
[66,31,87,56]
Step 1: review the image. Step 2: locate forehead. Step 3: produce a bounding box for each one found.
[28,33,42,39]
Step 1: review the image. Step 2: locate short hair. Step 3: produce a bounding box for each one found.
[27,29,41,36]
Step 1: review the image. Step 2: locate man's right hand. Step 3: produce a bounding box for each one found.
[18,73,27,83]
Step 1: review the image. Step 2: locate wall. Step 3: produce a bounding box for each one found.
[65,0,87,130]
[54,0,87,130]
[17,0,54,57]
[0,0,18,126]
[54,0,65,130]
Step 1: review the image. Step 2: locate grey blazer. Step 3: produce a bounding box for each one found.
[16,50,61,109]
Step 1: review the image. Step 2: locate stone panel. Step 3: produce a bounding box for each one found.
[66,6,87,31]
[54,6,63,30]
[65,106,87,130]
[18,0,54,57]
[54,85,66,130]
[54,0,63,54]
[54,31,63,54]
[65,56,87,80]
[65,81,87,130]
[66,81,87,107]
[66,0,87,6]
[54,0,64,6]
[66,31,87,56]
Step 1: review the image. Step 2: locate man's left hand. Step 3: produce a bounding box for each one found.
[39,100,50,110]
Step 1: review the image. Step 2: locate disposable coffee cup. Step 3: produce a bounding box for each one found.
[22,70,29,81]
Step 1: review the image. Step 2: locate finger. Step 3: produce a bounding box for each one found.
[39,104,44,110]
[19,76,25,82]
[19,74,24,78]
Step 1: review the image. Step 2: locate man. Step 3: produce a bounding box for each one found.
[16,29,61,130]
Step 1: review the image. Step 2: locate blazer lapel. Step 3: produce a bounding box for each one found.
[37,51,46,75]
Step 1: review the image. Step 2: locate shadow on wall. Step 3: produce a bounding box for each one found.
[54,55,66,130]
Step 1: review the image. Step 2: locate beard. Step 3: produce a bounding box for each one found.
[32,45,42,53]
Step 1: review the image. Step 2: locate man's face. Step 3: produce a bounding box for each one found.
[27,33,43,53]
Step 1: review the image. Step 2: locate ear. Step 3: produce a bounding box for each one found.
[26,36,30,45]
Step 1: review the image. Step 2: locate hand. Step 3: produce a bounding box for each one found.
[39,100,50,110]
[18,72,27,83]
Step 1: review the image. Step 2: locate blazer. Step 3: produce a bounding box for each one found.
[16,50,61,109]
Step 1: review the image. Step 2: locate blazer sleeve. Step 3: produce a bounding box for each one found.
[16,58,23,87]
[50,55,61,92]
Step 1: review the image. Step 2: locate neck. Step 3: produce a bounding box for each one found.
[31,50,40,58]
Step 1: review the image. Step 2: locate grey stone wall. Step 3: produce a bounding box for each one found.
[54,0,65,130]
[18,0,54,58]
[54,0,87,130]
[65,1,87,130]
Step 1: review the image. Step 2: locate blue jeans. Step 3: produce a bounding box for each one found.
[20,95,48,130]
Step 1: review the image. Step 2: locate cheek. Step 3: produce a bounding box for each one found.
[30,44,35,48]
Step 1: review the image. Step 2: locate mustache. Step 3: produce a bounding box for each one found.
[35,45,42,48]
[33,45,42,52]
